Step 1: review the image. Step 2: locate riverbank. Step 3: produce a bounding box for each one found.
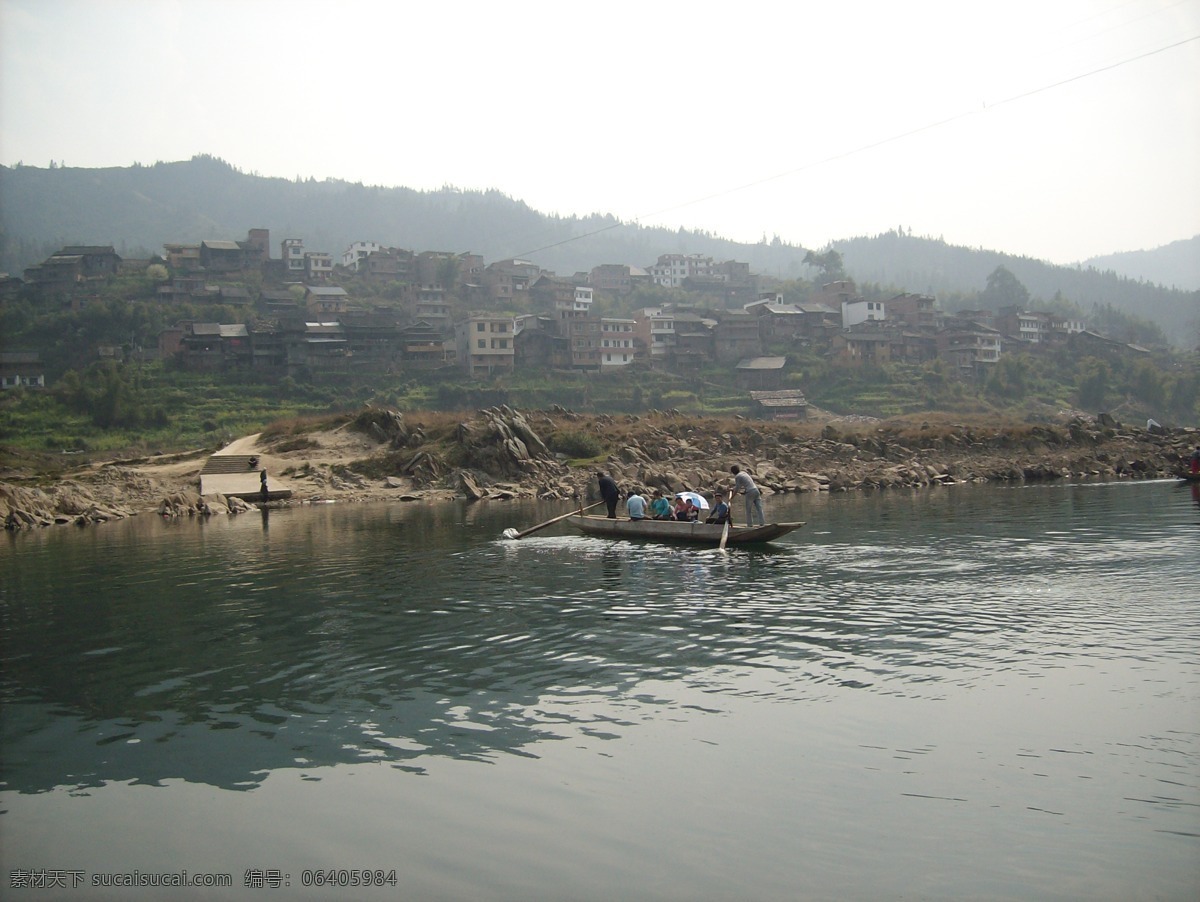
[2,406,1196,528]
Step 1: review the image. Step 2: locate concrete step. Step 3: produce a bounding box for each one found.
[201,454,261,475]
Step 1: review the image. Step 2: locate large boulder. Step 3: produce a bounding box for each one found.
[159,491,211,518]
[457,407,565,479]
[353,406,419,448]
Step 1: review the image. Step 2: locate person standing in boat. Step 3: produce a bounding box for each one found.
[1191,446,1200,476]
[597,471,620,519]
[730,465,765,526]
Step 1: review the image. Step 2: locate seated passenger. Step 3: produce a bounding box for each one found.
[625,489,647,520]
[649,489,673,520]
[706,492,730,525]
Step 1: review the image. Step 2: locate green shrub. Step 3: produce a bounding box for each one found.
[660,390,697,408]
[546,430,604,459]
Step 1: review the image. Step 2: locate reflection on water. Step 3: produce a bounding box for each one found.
[2,481,1198,898]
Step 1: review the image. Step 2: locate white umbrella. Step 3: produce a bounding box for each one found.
[674,491,710,510]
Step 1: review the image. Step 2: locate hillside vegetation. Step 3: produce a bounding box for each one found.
[1,336,1196,472]
[2,156,1196,345]
[1,157,1196,462]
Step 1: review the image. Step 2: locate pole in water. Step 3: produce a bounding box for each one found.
[507,501,601,540]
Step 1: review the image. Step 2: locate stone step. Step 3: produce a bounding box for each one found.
[200,454,261,475]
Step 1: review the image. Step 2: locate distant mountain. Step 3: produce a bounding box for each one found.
[1,156,1196,347]
[1081,236,1200,292]
[832,230,1199,346]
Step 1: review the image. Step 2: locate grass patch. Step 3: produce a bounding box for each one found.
[262,413,351,438]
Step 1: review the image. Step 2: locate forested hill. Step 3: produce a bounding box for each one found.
[833,231,1199,346]
[1082,236,1200,292]
[0,155,808,280]
[1,156,1195,345]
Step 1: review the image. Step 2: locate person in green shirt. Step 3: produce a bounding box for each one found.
[649,489,673,520]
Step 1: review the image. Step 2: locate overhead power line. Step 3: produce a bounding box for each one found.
[514,34,1200,261]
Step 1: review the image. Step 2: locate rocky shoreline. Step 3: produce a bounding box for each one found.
[2,406,1197,529]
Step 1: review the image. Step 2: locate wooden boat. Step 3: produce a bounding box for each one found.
[566,514,804,546]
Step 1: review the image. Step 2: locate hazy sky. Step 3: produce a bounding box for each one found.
[2,0,1197,265]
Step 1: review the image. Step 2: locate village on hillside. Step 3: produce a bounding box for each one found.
[3,228,1146,418]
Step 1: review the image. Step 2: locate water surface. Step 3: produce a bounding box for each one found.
[2,481,1198,899]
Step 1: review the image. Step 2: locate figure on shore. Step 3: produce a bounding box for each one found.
[730,465,765,526]
[597,471,620,519]
[259,469,269,503]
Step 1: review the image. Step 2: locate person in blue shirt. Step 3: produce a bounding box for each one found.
[705,491,730,525]
[625,488,647,520]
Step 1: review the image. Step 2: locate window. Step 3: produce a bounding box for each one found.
[477,339,486,349]
[477,322,485,332]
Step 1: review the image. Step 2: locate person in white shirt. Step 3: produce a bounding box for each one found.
[625,489,647,520]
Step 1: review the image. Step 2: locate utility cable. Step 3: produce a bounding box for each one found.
[512,34,1200,260]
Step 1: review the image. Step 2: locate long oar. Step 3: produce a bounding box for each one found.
[511,501,604,539]
[718,518,731,551]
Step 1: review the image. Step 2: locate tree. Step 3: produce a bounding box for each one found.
[1077,357,1112,411]
[979,266,1030,310]
[802,249,846,282]
[1130,359,1166,410]
[1167,372,1199,420]
[91,361,134,428]
[986,354,1030,400]
[437,257,461,295]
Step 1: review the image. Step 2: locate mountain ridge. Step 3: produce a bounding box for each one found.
[1,156,1195,345]
[1079,236,1200,291]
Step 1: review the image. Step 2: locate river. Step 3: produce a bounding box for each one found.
[2,479,1198,900]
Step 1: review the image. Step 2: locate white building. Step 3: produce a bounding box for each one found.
[341,241,384,271]
[573,285,593,312]
[841,298,885,329]
[599,318,637,368]
[281,238,305,275]
[648,254,714,288]
[1055,317,1086,336]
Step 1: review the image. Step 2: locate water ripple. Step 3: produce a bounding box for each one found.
[2,484,1197,793]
